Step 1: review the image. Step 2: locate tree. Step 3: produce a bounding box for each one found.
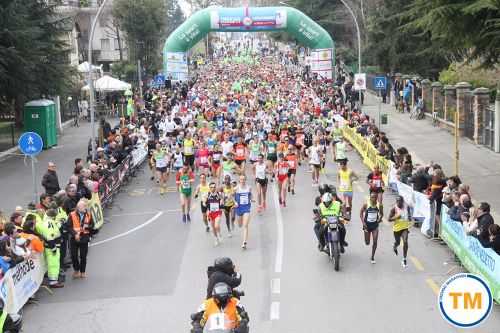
[165,0,185,35]
[0,0,75,124]
[112,0,168,74]
[404,0,500,68]
[365,0,449,78]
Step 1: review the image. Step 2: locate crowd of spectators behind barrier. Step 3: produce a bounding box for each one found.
[345,107,500,254]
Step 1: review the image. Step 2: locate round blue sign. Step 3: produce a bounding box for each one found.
[18,132,44,156]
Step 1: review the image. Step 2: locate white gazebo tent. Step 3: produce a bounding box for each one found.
[81,75,131,92]
[77,61,103,74]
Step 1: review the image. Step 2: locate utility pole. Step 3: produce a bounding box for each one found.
[338,0,362,109]
[87,0,110,160]
[138,59,143,99]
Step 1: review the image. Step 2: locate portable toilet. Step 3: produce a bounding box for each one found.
[24,99,57,149]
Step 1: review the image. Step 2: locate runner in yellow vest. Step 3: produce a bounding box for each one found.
[337,160,358,220]
[388,196,412,268]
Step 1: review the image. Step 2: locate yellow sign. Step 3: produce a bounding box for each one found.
[89,192,104,229]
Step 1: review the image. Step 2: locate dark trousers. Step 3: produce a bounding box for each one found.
[70,238,89,273]
[60,233,68,267]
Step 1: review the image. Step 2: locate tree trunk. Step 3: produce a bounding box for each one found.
[116,26,123,62]
[14,97,25,128]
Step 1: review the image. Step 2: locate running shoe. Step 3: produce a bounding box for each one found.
[393,245,398,256]
[228,232,233,238]
[402,258,408,268]
[291,189,295,195]
[371,258,376,264]
[187,214,191,222]
[206,225,210,232]
[241,242,247,250]
[214,238,220,247]
[182,214,187,223]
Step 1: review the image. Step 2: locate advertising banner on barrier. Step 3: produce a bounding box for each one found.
[0,254,46,314]
[99,156,131,205]
[441,206,500,303]
[210,7,287,31]
[131,143,148,168]
[89,192,104,230]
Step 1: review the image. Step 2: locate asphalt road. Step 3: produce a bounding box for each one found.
[23,145,500,332]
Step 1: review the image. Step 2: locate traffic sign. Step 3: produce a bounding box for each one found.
[18,132,43,156]
[374,76,387,90]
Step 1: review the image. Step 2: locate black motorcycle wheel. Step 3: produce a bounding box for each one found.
[332,241,340,271]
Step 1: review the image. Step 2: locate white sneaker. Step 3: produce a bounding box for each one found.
[371,259,376,264]
[218,235,223,243]
[214,238,220,247]
[402,258,408,268]
[228,232,233,238]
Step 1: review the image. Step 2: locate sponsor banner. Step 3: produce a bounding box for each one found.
[312,48,333,61]
[131,143,148,168]
[210,7,287,31]
[396,181,414,207]
[0,254,46,314]
[165,52,187,63]
[89,192,104,230]
[414,190,432,233]
[311,61,333,71]
[441,206,500,303]
[166,62,188,73]
[354,73,366,90]
[98,155,131,205]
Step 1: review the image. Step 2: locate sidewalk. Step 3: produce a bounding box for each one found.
[0,121,93,212]
[363,92,500,217]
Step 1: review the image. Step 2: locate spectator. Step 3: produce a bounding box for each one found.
[41,162,61,195]
[10,212,23,230]
[68,200,95,279]
[484,224,500,255]
[449,194,472,223]
[20,216,44,253]
[37,193,52,213]
[464,202,494,246]
[442,175,461,208]
[408,166,430,192]
[399,155,413,184]
[63,184,80,214]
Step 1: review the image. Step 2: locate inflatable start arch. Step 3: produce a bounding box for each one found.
[163,6,335,80]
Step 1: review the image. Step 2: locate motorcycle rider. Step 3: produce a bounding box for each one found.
[314,192,347,252]
[207,257,242,299]
[191,283,249,333]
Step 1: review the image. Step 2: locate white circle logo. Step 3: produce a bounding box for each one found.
[438,273,493,328]
[242,17,253,26]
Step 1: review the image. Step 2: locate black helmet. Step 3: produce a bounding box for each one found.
[318,184,329,195]
[214,257,234,274]
[327,184,337,194]
[212,282,232,305]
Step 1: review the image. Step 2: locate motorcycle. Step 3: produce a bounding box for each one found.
[314,208,342,271]
[324,215,342,271]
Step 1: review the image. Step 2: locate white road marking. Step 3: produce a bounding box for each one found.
[271,278,281,294]
[110,211,160,217]
[91,211,164,246]
[272,186,284,274]
[270,301,280,320]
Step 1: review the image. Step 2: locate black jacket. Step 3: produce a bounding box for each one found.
[206,269,242,299]
[41,170,60,195]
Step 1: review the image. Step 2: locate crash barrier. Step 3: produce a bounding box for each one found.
[0,254,46,314]
[98,142,148,206]
[342,126,436,236]
[440,206,500,303]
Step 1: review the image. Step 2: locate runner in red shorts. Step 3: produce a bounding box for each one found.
[275,153,289,207]
[205,182,224,246]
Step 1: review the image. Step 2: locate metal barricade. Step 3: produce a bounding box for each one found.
[483,104,495,150]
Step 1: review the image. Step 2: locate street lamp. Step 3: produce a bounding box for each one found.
[87,0,110,160]
[338,0,362,107]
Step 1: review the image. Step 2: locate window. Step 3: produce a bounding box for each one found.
[114,38,120,50]
[100,38,110,51]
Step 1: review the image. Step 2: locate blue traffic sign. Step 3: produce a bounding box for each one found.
[18,132,43,156]
[374,76,387,90]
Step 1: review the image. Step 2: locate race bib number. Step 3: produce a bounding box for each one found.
[239,194,249,205]
[236,148,244,157]
[209,202,220,212]
[200,156,208,164]
[339,181,349,191]
[268,146,275,153]
[373,179,381,188]
[207,313,226,330]
[182,179,190,189]
[279,167,288,175]
[288,160,296,169]
[367,211,378,223]
[184,146,193,154]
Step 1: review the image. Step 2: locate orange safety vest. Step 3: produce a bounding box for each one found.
[202,297,240,329]
[70,211,92,235]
